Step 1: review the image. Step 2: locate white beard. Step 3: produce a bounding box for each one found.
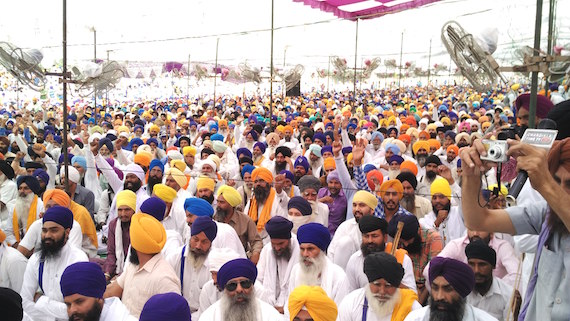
[298,251,326,286]
[365,284,401,318]
[220,288,259,321]
[189,250,209,270]
[15,193,35,228]
[388,170,400,180]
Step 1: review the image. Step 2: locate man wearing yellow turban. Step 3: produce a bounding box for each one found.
[214,185,262,264]
[419,177,465,246]
[246,167,287,235]
[103,189,136,280]
[196,176,216,205]
[163,167,192,225]
[104,213,180,318]
[152,184,186,237]
[288,285,338,321]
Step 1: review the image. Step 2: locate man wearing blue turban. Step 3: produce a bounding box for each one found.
[60,262,136,321]
[287,223,350,306]
[200,258,282,321]
[20,206,88,321]
[166,216,217,320]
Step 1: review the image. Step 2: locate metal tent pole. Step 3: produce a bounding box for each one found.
[353,18,359,100]
[529,0,543,129]
[62,0,69,191]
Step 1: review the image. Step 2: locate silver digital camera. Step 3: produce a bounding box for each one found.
[481,139,509,163]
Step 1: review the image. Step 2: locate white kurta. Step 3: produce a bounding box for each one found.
[313,202,330,228]
[256,235,300,307]
[288,256,350,306]
[0,244,28,292]
[166,244,211,318]
[211,222,247,258]
[345,250,417,293]
[198,297,281,321]
[338,288,422,321]
[327,218,361,270]
[19,219,82,255]
[100,297,137,321]
[21,243,88,321]
[404,305,498,321]
[467,278,513,321]
[419,206,465,246]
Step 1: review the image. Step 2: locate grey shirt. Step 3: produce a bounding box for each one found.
[507,201,570,321]
[74,184,95,219]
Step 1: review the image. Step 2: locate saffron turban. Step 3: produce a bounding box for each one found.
[379,179,403,201]
[288,285,338,321]
[217,258,258,291]
[130,213,166,254]
[412,141,429,155]
[323,157,336,170]
[134,153,151,168]
[297,223,331,252]
[353,190,378,211]
[153,184,177,203]
[60,262,106,299]
[251,167,273,184]
[366,170,384,191]
[400,160,418,176]
[165,168,187,189]
[116,190,137,211]
[428,257,475,298]
[43,189,70,206]
[431,177,452,200]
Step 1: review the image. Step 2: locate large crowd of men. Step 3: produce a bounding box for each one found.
[0,82,569,321]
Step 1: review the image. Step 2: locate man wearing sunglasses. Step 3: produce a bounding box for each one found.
[199,258,282,321]
[297,175,329,228]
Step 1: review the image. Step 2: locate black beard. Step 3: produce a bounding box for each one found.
[430,132,437,139]
[253,186,270,203]
[426,170,437,180]
[124,180,142,192]
[469,235,491,245]
[215,208,229,221]
[69,300,103,321]
[129,249,140,265]
[474,273,493,295]
[36,137,45,144]
[147,175,162,192]
[360,242,385,256]
[416,155,427,167]
[293,173,304,184]
[275,161,287,173]
[403,234,423,254]
[457,142,469,149]
[41,234,66,258]
[0,146,7,154]
[432,201,451,215]
[429,296,466,321]
[200,194,215,204]
[273,245,292,260]
[11,146,20,153]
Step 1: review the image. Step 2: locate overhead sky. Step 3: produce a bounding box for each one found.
[1,0,569,72]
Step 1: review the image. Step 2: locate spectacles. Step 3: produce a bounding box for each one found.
[225,279,253,292]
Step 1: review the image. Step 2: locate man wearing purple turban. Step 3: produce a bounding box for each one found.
[404,257,496,321]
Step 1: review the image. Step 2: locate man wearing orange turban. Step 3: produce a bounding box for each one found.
[17,189,98,258]
[246,167,287,234]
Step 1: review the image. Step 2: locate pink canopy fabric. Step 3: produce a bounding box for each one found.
[293,0,442,20]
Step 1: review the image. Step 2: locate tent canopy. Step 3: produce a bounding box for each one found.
[293,0,442,20]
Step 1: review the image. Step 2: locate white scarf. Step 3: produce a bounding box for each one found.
[114,220,126,274]
[262,236,300,306]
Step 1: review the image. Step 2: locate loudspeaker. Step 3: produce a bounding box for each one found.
[286,81,301,97]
